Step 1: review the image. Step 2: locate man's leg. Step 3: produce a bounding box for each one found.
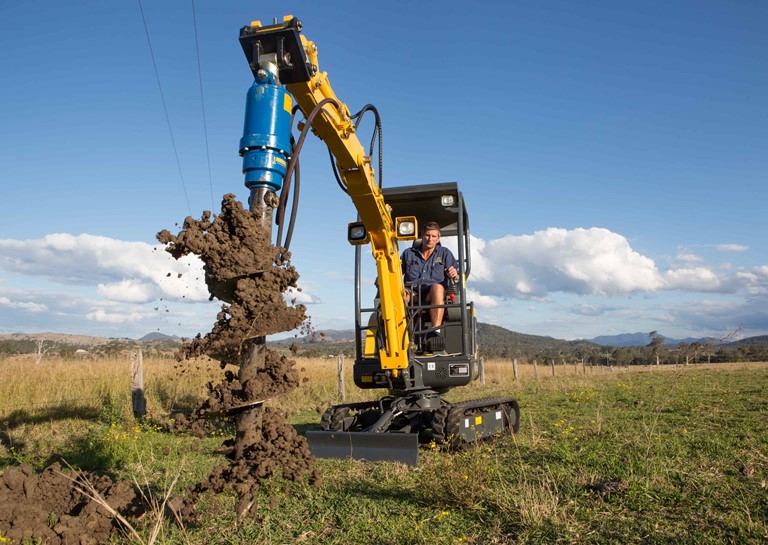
[427,283,446,328]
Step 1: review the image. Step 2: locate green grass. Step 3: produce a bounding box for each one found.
[2,361,767,544]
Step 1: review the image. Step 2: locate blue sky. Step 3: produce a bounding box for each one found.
[1,0,766,341]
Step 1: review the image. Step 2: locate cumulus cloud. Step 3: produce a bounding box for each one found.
[0,233,208,302]
[464,228,768,301]
[466,288,498,308]
[664,267,722,291]
[470,227,663,298]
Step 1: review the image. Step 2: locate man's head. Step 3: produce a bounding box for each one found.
[421,222,441,251]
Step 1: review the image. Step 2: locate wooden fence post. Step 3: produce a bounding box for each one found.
[130,350,146,419]
[337,355,346,402]
[581,358,586,375]
[479,357,486,386]
[533,359,539,380]
[551,359,556,377]
[513,358,518,381]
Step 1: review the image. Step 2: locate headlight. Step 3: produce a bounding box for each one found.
[347,222,368,244]
[395,217,418,240]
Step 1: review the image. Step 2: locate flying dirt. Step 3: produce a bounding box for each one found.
[157,193,319,518]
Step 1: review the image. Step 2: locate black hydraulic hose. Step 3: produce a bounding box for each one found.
[274,135,295,248]
[351,104,383,188]
[328,147,348,194]
[274,107,301,246]
[283,154,301,250]
[275,97,340,249]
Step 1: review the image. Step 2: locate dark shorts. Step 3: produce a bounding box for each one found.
[406,284,436,304]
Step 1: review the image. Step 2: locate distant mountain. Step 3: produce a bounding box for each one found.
[728,335,768,347]
[587,332,708,347]
[139,332,181,342]
[306,329,355,343]
[476,323,600,358]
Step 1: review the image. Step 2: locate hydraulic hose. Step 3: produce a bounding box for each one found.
[351,104,383,189]
[275,97,340,250]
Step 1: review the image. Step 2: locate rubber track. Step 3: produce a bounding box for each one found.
[432,397,519,449]
[319,400,382,431]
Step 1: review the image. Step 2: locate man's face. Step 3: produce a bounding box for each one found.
[422,229,440,250]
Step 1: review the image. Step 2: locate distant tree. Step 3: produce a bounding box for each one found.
[648,331,664,365]
[34,338,51,364]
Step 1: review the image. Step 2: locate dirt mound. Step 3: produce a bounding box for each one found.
[0,463,143,545]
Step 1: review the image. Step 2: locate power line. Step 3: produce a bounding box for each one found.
[137,0,192,216]
[191,0,216,212]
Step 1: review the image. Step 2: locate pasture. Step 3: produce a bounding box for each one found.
[0,355,766,544]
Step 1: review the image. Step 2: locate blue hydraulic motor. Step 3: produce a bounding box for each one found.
[239,66,292,227]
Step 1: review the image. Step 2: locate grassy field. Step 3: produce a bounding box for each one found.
[0,355,766,544]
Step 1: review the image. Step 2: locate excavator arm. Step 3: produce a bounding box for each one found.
[238,16,410,374]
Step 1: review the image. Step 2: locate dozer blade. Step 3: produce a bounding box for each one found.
[306,431,419,465]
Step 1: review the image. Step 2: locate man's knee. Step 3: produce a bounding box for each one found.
[428,283,445,304]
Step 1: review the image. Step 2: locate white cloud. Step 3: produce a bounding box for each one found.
[0,233,209,302]
[716,244,749,252]
[0,296,48,313]
[470,227,663,298]
[675,252,703,263]
[285,287,321,305]
[97,279,159,303]
[664,267,721,291]
[466,288,498,308]
[86,309,145,324]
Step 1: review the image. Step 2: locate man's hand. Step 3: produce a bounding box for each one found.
[446,266,459,281]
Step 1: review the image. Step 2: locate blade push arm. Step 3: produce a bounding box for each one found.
[239,16,409,373]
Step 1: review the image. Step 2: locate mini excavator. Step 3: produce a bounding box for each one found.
[234,16,519,464]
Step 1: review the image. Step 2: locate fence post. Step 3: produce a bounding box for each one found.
[513,358,518,381]
[533,359,539,380]
[130,350,146,419]
[479,357,486,386]
[337,354,346,402]
[551,359,556,377]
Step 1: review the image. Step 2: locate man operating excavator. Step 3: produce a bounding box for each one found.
[402,222,460,336]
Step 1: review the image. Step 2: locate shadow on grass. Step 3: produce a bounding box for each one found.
[0,405,101,455]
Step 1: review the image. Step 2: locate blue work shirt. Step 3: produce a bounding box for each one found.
[401,243,457,289]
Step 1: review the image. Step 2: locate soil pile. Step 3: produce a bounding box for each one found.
[158,193,319,518]
[0,463,143,545]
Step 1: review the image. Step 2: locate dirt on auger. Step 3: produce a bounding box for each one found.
[157,193,319,519]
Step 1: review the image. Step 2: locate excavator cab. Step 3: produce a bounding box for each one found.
[307,182,518,465]
[353,182,479,393]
